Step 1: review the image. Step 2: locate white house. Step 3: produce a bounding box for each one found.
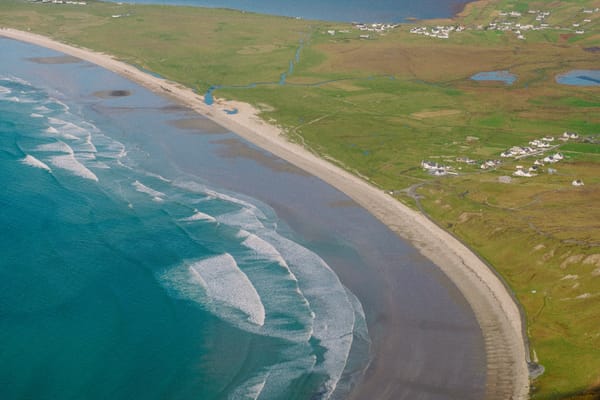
[514,169,535,177]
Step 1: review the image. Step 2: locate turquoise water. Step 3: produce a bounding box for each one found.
[555,70,600,86]
[103,0,473,22]
[470,70,517,85]
[0,40,369,400]
[1,38,487,400]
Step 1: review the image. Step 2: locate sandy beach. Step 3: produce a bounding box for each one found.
[0,28,529,399]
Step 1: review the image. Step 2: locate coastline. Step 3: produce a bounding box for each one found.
[0,27,529,400]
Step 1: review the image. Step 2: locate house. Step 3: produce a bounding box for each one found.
[421,160,439,170]
[481,160,500,169]
[572,179,585,186]
[514,169,535,177]
[543,153,564,163]
[564,131,579,139]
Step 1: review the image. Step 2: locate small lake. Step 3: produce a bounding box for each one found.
[471,71,516,85]
[556,70,600,86]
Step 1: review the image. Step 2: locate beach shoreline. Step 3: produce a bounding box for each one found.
[0,27,529,399]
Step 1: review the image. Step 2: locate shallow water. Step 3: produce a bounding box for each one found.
[0,37,486,400]
[471,70,517,85]
[555,70,600,86]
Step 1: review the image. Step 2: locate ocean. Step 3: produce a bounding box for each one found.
[103,0,472,23]
[0,37,486,400]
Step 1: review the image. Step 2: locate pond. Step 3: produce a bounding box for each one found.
[556,70,600,86]
[470,70,516,85]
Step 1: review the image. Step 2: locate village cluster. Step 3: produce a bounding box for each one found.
[421,157,502,176]
[409,25,465,39]
[498,132,581,179]
[33,0,87,4]
[408,6,597,41]
[327,23,399,39]
[421,131,585,185]
[484,7,598,40]
[353,22,399,34]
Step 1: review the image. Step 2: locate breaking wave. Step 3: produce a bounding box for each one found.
[50,154,99,181]
[158,254,266,327]
[21,154,51,172]
[132,180,166,202]
[179,209,217,223]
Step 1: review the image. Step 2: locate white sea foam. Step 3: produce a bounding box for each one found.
[1,76,31,86]
[4,96,35,104]
[30,113,44,118]
[159,254,266,327]
[88,161,111,169]
[172,184,317,341]
[132,180,166,202]
[205,188,262,213]
[45,126,79,141]
[217,209,265,230]
[46,97,69,113]
[230,229,314,343]
[245,354,317,399]
[50,154,98,181]
[145,172,171,183]
[20,155,51,172]
[175,181,265,217]
[36,141,74,154]
[189,254,265,326]
[238,231,296,282]
[34,105,51,113]
[228,373,269,400]
[180,209,216,223]
[47,118,98,153]
[264,232,357,399]
[0,85,11,95]
[93,135,127,160]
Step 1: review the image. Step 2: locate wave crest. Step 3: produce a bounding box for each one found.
[158,254,266,327]
[21,154,51,172]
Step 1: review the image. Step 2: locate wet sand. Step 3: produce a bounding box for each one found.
[0,28,529,399]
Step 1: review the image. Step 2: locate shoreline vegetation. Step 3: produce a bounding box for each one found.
[0,27,529,400]
[0,0,599,397]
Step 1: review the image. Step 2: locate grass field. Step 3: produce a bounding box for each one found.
[1,0,599,398]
